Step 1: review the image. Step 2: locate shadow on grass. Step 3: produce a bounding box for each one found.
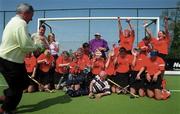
[16,94,72,113]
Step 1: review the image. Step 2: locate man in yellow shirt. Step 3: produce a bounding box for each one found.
[0,3,37,114]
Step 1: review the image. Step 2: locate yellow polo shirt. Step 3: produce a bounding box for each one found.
[0,15,37,63]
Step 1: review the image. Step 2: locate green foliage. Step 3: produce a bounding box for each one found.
[165,2,180,59]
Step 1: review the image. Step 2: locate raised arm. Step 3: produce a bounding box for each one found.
[105,50,114,68]
[131,53,137,67]
[126,19,134,32]
[143,21,153,38]
[164,16,169,36]
[118,17,122,32]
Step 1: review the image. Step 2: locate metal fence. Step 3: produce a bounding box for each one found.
[0,7,180,70]
[0,7,179,53]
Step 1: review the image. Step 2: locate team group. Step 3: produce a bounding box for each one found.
[24,16,171,100]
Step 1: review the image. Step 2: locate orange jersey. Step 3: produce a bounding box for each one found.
[37,54,54,73]
[55,55,71,74]
[119,31,135,51]
[151,36,170,55]
[138,41,152,55]
[24,56,37,73]
[91,58,105,75]
[131,54,148,71]
[70,55,90,74]
[146,57,165,76]
[105,56,116,76]
[116,54,133,73]
[83,50,92,59]
[69,60,80,74]
[78,55,90,71]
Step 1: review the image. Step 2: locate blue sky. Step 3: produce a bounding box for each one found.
[0,0,179,10]
[0,0,179,51]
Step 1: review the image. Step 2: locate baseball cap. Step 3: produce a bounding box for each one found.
[94,33,101,36]
[150,50,158,57]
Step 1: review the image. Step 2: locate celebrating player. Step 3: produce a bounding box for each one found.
[118,17,135,54]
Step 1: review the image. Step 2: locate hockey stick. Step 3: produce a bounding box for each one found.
[28,75,55,93]
[56,76,64,89]
[107,78,139,98]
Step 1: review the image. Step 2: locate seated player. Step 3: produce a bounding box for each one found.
[114,47,133,94]
[37,49,54,91]
[145,50,170,100]
[130,48,147,97]
[89,71,111,99]
[24,52,37,93]
[54,51,71,90]
[67,48,90,96]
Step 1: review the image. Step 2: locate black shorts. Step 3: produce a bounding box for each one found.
[107,75,116,86]
[27,72,37,86]
[129,71,145,89]
[53,72,68,84]
[146,75,162,90]
[115,72,130,87]
[37,70,50,85]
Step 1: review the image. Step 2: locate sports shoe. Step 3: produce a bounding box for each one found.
[89,93,95,99]
[162,89,171,100]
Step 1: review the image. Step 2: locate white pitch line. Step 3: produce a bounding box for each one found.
[170,90,180,92]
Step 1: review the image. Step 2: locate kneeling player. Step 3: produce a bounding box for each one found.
[24,53,37,93]
[130,48,147,97]
[105,50,117,93]
[89,71,111,99]
[146,50,170,100]
[37,49,54,91]
[54,51,71,90]
[114,47,133,94]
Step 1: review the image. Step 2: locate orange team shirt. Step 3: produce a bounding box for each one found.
[116,54,133,73]
[37,54,54,73]
[70,55,90,74]
[150,36,170,55]
[119,31,135,51]
[105,56,116,76]
[114,46,120,57]
[69,60,79,74]
[146,56,165,76]
[24,56,37,73]
[138,41,152,55]
[91,58,105,75]
[55,55,71,74]
[131,54,148,71]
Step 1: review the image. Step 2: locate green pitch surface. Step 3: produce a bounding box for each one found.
[0,75,180,114]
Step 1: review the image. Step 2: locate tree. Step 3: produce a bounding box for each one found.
[161,1,180,59]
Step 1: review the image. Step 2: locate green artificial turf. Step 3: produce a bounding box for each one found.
[0,75,180,114]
